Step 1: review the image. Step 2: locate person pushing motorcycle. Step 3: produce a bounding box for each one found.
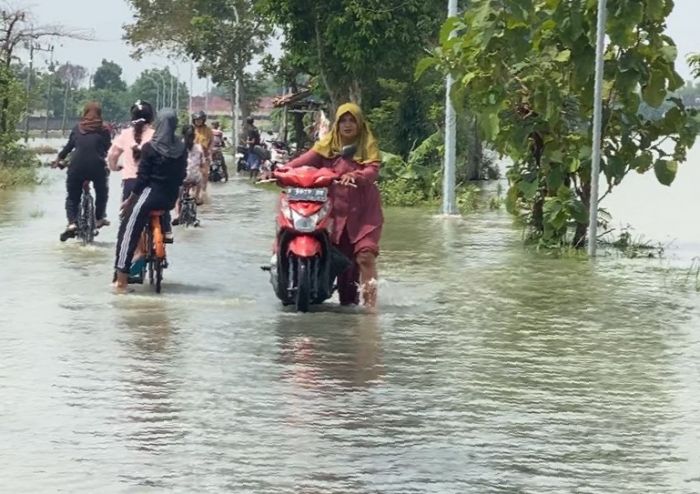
[279,103,383,308]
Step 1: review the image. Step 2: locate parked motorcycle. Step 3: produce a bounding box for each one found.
[262,145,356,312]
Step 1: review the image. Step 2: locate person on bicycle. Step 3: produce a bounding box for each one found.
[192,111,213,202]
[278,103,383,308]
[173,124,205,225]
[114,108,187,294]
[211,120,228,181]
[107,100,155,201]
[54,101,112,241]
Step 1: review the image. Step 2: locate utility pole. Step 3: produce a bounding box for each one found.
[587,0,608,257]
[61,82,69,136]
[154,70,167,110]
[43,46,55,138]
[205,77,210,114]
[144,75,160,110]
[23,40,54,142]
[189,61,194,114]
[442,0,458,215]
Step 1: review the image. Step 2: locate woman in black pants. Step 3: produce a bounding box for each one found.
[114,109,187,293]
[54,101,111,241]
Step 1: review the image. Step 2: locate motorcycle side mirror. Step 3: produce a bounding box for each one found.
[340,144,357,158]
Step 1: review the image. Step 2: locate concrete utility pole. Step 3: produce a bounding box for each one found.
[23,39,54,142]
[154,70,167,110]
[144,75,160,110]
[43,46,55,138]
[587,0,608,257]
[442,0,458,215]
[189,61,194,114]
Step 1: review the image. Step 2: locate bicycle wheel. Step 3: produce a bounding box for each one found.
[155,258,163,294]
[79,191,95,245]
[146,229,155,285]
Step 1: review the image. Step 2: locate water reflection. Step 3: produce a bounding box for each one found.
[276,311,384,392]
[114,301,186,461]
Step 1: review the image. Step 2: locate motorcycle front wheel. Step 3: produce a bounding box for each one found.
[295,257,311,313]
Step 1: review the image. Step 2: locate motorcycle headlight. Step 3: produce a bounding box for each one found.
[291,202,331,232]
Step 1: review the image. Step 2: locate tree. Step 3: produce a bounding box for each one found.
[92,59,127,92]
[131,68,189,112]
[424,0,700,247]
[0,5,90,133]
[124,0,268,148]
[258,0,445,112]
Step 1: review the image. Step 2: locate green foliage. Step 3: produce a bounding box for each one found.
[258,0,445,109]
[427,0,700,247]
[130,68,189,111]
[92,59,127,92]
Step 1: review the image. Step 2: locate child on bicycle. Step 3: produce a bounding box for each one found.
[53,101,112,241]
[114,109,187,294]
[173,125,204,225]
[107,100,155,201]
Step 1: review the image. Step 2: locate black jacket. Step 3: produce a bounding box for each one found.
[58,125,112,172]
[133,142,187,200]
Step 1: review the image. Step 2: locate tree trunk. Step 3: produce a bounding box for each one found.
[572,181,591,248]
[293,112,305,150]
[348,79,362,106]
[314,11,337,111]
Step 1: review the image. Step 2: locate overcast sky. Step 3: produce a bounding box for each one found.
[15,0,700,96]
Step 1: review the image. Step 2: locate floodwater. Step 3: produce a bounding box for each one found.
[0,139,699,492]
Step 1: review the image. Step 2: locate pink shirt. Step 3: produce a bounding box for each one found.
[108,125,155,180]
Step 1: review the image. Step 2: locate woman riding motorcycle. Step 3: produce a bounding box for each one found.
[53,101,112,241]
[280,103,383,308]
[113,109,187,294]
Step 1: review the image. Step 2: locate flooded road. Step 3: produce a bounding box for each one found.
[1,144,700,492]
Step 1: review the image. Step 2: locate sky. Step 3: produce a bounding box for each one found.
[12,0,700,95]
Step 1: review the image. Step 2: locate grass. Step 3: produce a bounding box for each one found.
[30,144,58,155]
[0,166,41,189]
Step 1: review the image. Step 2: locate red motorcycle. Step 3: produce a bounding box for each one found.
[263,146,354,312]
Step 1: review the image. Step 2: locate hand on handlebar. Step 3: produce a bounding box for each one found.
[337,173,358,188]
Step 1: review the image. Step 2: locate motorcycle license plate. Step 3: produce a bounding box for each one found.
[286,187,328,202]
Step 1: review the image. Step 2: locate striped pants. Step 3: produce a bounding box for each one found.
[115,186,173,274]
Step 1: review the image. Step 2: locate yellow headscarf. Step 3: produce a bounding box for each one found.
[313,103,381,165]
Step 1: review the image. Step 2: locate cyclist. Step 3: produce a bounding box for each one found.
[192,111,213,202]
[53,101,112,242]
[173,124,205,225]
[114,109,187,294]
[107,100,155,201]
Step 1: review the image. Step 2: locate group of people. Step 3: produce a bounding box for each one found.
[53,99,383,307]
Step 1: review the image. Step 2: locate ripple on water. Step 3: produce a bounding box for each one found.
[0,172,699,492]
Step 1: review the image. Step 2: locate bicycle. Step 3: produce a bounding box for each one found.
[75,180,98,245]
[53,160,98,245]
[145,211,168,293]
[178,183,200,228]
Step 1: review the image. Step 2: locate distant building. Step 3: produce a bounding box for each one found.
[189,95,276,120]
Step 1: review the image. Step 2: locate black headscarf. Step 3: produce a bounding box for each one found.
[150,108,185,159]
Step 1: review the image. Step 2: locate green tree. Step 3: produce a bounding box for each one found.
[424,0,700,247]
[124,0,268,146]
[258,0,445,111]
[92,59,127,92]
[130,68,189,112]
